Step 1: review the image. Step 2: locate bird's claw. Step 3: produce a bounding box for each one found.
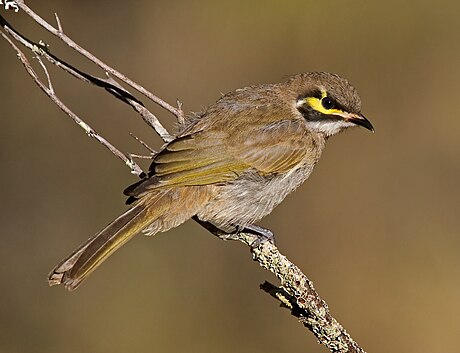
[236,224,276,249]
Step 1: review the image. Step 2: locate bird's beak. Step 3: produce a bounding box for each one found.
[342,113,374,132]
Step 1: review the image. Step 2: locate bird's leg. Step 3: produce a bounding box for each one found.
[192,216,275,247]
[237,224,276,248]
[192,216,241,241]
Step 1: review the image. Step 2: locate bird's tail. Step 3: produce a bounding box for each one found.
[48,202,153,291]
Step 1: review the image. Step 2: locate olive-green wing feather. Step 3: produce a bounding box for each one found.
[124,131,246,197]
[232,119,308,174]
[153,131,247,186]
[124,119,307,197]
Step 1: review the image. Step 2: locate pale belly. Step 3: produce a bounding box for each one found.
[196,163,316,230]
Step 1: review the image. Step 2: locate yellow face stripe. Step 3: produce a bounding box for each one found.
[305,90,344,116]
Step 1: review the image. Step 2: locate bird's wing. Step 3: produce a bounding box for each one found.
[152,130,246,186]
[124,119,307,197]
[124,130,243,197]
[231,119,308,175]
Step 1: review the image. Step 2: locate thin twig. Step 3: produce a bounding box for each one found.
[128,100,174,142]
[0,31,143,176]
[102,73,174,142]
[0,14,173,142]
[128,153,154,160]
[35,54,53,92]
[129,133,157,154]
[15,0,185,121]
[54,12,63,33]
[176,99,185,126]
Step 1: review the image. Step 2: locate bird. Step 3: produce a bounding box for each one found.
[48,72,374,291]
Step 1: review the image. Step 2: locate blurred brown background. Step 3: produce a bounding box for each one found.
[1,1,459,352]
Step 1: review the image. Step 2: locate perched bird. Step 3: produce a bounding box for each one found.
[48,72,373,291]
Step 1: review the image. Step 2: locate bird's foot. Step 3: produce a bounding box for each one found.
[236,224,276,248]
[191,216,275,247]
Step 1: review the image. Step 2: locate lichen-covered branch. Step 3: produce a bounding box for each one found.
[1,3,366,352]
[253,243,365,353]
[195,218,366,353]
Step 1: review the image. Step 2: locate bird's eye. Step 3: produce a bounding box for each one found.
[321,97,334,110]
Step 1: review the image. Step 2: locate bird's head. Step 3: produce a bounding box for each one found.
[290,72,374,137]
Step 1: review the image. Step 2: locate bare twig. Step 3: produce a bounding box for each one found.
[176,99,185,125]
[0,31,143,176]
[128,153,154,160]
[129,133,157,154]
[54,13,62,33]
[0,13,173,142]
[14,0,185,121]
[128,100,174,142]
[101,72,173,141]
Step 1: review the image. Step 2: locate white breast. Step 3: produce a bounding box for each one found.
[197,162,316,230]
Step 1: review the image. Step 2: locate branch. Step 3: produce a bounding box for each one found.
[14,0,185,122]
[0,30,143,176]
[194,218,366,353]
[0,13,174,142]
[2,4,366,352]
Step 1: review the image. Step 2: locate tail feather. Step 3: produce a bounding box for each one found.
[48,204,151,291]
[48,186,208,291]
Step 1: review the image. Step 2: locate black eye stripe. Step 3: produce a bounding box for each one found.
[297,104,343,122]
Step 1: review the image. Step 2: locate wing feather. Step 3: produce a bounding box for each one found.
[125,118,308,197]
[235,119,307,174]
